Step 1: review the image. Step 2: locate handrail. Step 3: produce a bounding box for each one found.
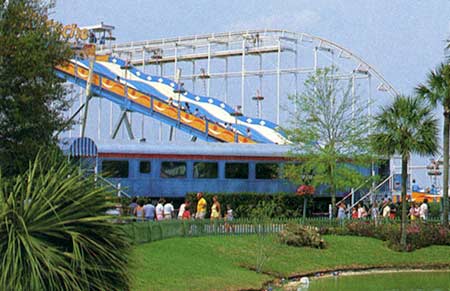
[96,175,132,198]
[335,177,372,206]
[348,174,393,210]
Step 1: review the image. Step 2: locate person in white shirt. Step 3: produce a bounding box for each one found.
[419,199,429,221]
[357,203,367,219]
[178,200,189,219]
[155,198,165,221]
[164,201,174,220]
[382,202,391,218]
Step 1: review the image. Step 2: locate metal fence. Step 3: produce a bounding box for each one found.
[121,217,442,245]
[122,217,337,244]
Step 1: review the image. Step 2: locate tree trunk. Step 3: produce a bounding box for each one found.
[443,111,449,227]
[330,163,337,217]
[400,155,408,249]
[303,196,308,220]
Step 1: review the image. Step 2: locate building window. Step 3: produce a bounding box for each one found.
[225,162,248,179]
[160,161,186,178]
[139,161,151,174]
[194,162,218,179]
[102,160,129,178]
[256,163,279,179]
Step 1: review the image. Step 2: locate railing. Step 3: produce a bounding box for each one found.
[121,217,341,244]
[335,178,373,207]
[96,175,131,198]
[121,216,442,245]
[348,174,393,211]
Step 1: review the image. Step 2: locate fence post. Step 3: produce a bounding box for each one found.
[351,187,355,208]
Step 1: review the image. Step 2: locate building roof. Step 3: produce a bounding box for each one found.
[96,140,292,157]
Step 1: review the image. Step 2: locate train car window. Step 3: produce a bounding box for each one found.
[102,160,129,178]
[194,162,218,179]
[139,161,151,174]
[256,163,279,179]
[225,162,248,179]
[160,161,186,178]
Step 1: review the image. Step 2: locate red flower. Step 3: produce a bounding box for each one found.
[296,185,315,196]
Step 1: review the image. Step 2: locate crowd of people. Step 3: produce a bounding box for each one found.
[125,192,234,223]
[115,191,431,224]
[337,196,429,221]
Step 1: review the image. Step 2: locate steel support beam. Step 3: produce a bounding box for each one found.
[276,40,281,124]
[81,56,95,137]
[241,39,246,114]
[111,110,135,140]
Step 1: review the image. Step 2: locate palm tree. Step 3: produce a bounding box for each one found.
[0,151,130,291]
[372,95,438,248]
[416,63,450,227]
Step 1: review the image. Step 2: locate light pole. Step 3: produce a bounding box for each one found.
[230,105,243,143]
[170,68,185,141]
[251,89,264,119]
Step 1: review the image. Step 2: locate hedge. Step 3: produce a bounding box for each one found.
[185,192,312,219]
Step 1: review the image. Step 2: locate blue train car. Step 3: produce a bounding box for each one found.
[61,137,388,198]
[96,141,296,197]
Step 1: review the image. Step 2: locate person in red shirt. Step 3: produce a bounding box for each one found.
[182,205,191,220]
[351,207,358,219]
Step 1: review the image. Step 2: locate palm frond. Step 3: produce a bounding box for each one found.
[0,151,130,291]
[372,95,438,158]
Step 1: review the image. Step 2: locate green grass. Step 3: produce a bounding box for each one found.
[130,235,450,291]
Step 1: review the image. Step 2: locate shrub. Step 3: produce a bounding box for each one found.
[338,220,450,252]
[279,224,326,249]
[0,152,130,291]
[401,223,450,251]
[186,192,310,218]
[428,202,441,218]
[346,221,377,237]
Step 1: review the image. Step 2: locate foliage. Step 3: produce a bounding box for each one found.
[416,63,450,227]
[371,96,439,158]
[429,202,441,218]
[185,192,311,218]
[0,151,130,291]
[248,200,281,273]
[285,67,374,215]
[400,223,449,252]
[371,95,439,249]
[279,224,326,248]
[345,220,380,237]
[0,0,73,176]
[337,220,450,252]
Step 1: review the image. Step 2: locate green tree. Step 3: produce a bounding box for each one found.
[248,200,279,273]
[0,151,130,291]
[0,0,72,176]
[416,63,450,227]
[371,96,438,249]
[286,67,373,216]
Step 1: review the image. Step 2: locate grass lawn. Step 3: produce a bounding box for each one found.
[130,235,450,291]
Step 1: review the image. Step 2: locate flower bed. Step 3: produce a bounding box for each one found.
[330,221,450,251]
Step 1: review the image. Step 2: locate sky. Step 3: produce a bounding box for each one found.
[55,0,450,95]
[54,1,450,186]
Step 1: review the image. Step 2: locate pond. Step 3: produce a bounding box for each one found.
[289,271,450,291]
